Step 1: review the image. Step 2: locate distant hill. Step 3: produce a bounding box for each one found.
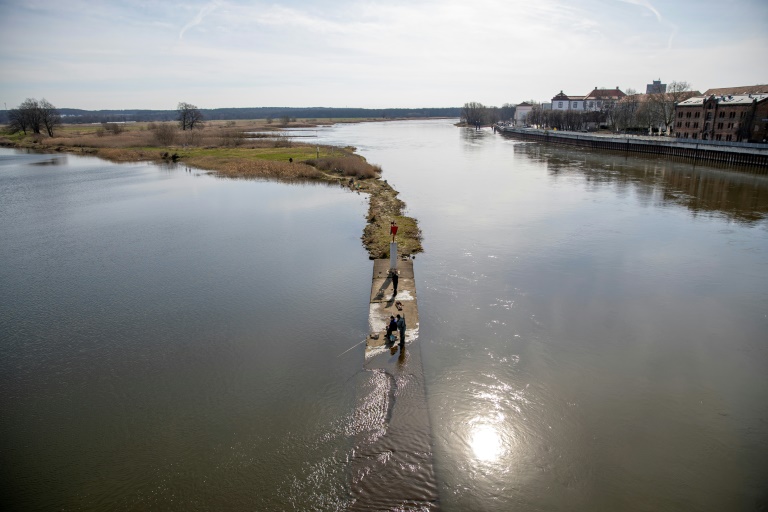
[0,106,461,124]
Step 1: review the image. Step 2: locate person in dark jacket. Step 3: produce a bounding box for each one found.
[396,314,406,348]
[386,315,398,343]
[391,271,399,297]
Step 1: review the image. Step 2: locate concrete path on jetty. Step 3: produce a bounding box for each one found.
[349,257,439,510]
[366,258,419,350]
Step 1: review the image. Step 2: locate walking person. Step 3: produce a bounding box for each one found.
[396,314,406,349]
[391,271,399,298]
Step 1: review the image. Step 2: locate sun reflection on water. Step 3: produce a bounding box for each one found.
[469,421,507,462]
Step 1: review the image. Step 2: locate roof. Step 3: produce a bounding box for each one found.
[677,94,768,107]
[517,102,533,107]
[703,85,768,96]
[551,91,585,101]
[584,88,626,100]
[676,97,706,107]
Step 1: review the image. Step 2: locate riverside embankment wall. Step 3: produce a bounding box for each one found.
[498,127,768,170]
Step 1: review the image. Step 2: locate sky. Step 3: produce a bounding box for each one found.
[0,0,766,110]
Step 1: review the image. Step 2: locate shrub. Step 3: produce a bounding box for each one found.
[304,156,378,179]
[219,129,245,147]
[152,124,176,146]
[103,122,124,135]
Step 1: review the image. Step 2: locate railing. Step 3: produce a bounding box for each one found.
[496,127,768,169]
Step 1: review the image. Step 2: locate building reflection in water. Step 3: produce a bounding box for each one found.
[515,142,768,224]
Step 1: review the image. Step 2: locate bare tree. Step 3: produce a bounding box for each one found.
[526,102,545,127]
[19,98,43,134]
[7,108,28,134]
[461,102,487,126]
[6,98,62,137]
[486,106,501,124]
[38,98,62,137]
[649,81,696,134]
[177,102,204,131]
[500,103,516,121]
[613,88,640,131]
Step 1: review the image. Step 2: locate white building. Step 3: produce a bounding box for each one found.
[514,102,533,125]
[551,91,585,111]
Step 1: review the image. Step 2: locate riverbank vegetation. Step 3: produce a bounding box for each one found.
[0,119,422,259]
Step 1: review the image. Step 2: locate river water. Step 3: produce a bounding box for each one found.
[2,119,768,511]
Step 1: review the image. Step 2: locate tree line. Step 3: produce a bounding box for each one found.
[460,102,515,126]
[463,81,696,134]
[1,106,463,125]
[8,98,62,136]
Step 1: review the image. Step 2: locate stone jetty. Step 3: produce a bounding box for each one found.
[351,256,438,509]
[366,257,418,350]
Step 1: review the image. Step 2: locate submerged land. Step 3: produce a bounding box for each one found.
[0,119,422,259]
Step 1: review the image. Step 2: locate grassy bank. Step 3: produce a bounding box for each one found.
[0,120,422,258]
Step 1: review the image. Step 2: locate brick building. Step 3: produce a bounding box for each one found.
[674,93,768,143]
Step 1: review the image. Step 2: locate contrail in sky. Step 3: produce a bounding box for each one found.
[618,0,677,50]
[179,0,222,40]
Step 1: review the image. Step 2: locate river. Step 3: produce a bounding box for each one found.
[2,119,768,511]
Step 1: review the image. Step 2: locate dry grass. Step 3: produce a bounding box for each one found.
[304,156,380,179]
[184,154,325,181]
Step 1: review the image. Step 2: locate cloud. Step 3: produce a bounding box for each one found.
[179,0,222,40]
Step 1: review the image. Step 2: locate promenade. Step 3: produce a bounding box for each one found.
[498,126,768,169]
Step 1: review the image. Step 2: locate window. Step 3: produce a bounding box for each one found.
[558,102,563,108]
[727,122,733,129]
[719,112,725,118]
[573,102,577,108]
[726,134,732,141]
[694,112,700,118]
[692,133,698,139]
[717,122,724,129]
[706,112,712,120]
[729,111,735,118]
[685,122,690,128]
[589,101,594,108]
[684,133,689,138]
[693,122,699,128]
[677,122,682,128]
[678,112,683,118]
[741,112,746,119]
[715,134,722,140]
[686,112,691,118]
